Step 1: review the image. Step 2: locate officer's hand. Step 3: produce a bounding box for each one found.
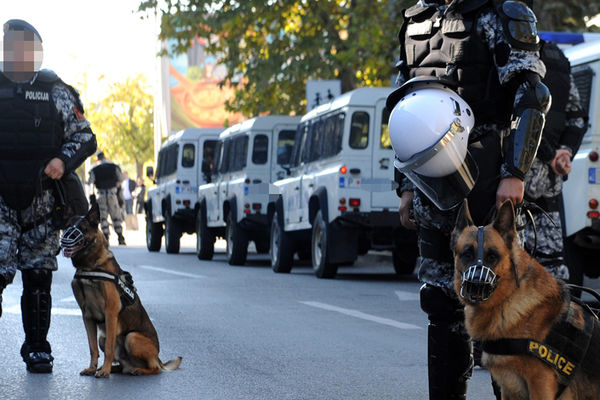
[399,191,417,230]
[551,149,572,176]
[496,177,524,209]
[44,157,65,180]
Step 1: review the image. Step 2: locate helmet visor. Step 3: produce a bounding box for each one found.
[396,149,479,211]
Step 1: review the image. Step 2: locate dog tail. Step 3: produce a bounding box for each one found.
[159,356,182,372]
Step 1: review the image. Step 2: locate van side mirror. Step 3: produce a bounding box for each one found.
[281,164,291,176]
[146,165,154,179]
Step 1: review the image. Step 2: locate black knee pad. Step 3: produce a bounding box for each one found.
[420,284,463,322]
[22,269,52,292]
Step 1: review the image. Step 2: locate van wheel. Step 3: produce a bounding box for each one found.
[226,210,248,265]
[270,211,293,273]
[165,214,182,254]
[392,245,417,275]
[312,210,337,279]
[255,237,270,254]
[196,210,214,260]
[146,213,163,252]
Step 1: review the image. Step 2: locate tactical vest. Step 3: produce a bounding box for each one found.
[540,40,570,150]
[0,70,63,210]
[91,162,120,189]
[400,0,511,125]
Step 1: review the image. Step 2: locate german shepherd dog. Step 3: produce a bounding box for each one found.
[452,200,600,399]
[61,199,182,377]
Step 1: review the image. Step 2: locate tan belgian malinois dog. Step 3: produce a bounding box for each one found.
[452,199,600,399]
[61,199,182,377]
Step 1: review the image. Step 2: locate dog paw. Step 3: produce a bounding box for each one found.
[94,368,111,378]
[80,367,97,376]
[129,368,143,376]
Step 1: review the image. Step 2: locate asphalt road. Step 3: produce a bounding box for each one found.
[0,226,502,400]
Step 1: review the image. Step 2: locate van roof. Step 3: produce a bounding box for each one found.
[219,115,302,139]
[162,127,223,147]
[565,39,600,66]
[301,87,394,122]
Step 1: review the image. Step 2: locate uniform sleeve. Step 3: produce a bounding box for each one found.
[476,10,545,85]
[51,82,97,173]
[560,75,588,156]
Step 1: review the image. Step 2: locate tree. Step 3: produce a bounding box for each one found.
[87,74,154,177]
[138,0,599,116]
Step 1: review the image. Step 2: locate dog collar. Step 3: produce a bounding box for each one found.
[74,269,137,306]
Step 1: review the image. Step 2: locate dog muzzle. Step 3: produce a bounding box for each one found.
[460,264,498,303]
[459,226,498,303]
[60,216,86,258]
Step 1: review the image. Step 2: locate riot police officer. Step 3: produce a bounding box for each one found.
[388,1,548,398]
[88,151,126,245]
[0,19,97,373]
[523,38,588,281]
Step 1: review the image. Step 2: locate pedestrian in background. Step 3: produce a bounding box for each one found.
[134,176,146,214]
[523,38,588,281]
[121,170,137,230]
[0,19,96,373]
[88,151,126,245]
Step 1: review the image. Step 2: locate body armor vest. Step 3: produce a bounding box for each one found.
[0,70,63,210]
[91,163,120,189]
[400,0,511,125]
[540,40,570,150]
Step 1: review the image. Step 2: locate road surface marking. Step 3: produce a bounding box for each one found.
[137,265,205,279]
[59,296,77,303]
[3,304,81,316]
[300,301,422,330]
[395,290,419,301]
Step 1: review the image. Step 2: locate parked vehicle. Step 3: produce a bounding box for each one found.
[145,128,221,253]
[196,116,301,265]
[268,87,418,278]
[561,37,600,285]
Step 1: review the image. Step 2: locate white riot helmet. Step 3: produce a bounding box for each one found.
[387,77,479,210]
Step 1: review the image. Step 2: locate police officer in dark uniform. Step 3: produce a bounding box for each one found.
[523,38,588,281]
[89,151,126,245]
[388,1,548,398]
[0,19,96,373]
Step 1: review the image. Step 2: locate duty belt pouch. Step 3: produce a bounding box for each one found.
[52,172,89,229]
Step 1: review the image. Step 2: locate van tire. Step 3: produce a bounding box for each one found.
[196,209,214,260]
[165,214,182,254]
[146,213,163,252]
[226,210,248,265]
[270,211,293,273]
[312,210,337,279]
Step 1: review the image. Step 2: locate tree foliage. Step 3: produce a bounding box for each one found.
[138,0,599,116]
[87,74,154,177]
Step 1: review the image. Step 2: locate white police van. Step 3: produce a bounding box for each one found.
[559,33,600,285]
[145,128,221,254]
[268,87,418,278]
[196,116,300,265]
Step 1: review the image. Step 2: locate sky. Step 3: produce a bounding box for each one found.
[1,0,160,102]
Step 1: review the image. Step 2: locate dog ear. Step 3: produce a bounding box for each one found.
[87,199,101,226]
[451,199,474,249]
[492,200,515,246]
[455,199,474,232]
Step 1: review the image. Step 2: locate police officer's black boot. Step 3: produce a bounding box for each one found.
[421,284,472,400]
[20,269,54,373]
[117,232,126,246]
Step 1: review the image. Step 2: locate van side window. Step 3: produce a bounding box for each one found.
[301,122,314,163]
[349,112,369,149]
[277,130,295,165]
[156,149,165,179]
[182,143,195,168]
[232,135,249,172]
[380,107,392,149]
[202,140,217,182]
[309,119,325,161]
[165,144,179,175]
[220,139,231,173]
[252,134,269,164]
[324,112,345,158]
[291,123,308,167]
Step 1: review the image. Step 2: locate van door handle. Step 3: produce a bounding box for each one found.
[295,187,299,190]
[308,183,314,188]
[379,158,390,169]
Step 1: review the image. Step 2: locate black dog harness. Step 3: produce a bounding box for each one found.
[482,296,598,398]
[74,269,137,307]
